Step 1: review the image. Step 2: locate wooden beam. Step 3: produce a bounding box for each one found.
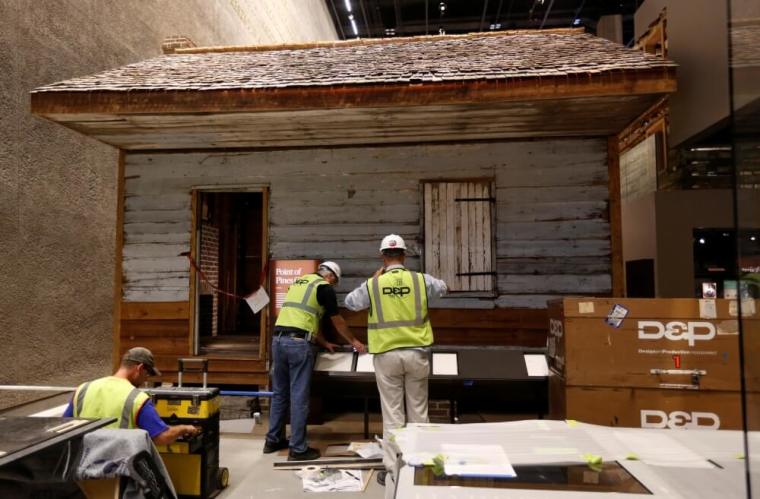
[31,69,677,117]
[618,96,669,153]
[260,186,271,366]
[112,150,125,371]
[607,136,624,297]
[188,190,199,355]
[174,28,586,54]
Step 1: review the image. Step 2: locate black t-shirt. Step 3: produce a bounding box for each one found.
[274,280,339,335]
[316,283,339,317]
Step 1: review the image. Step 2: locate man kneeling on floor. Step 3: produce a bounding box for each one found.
[264,261,366,461]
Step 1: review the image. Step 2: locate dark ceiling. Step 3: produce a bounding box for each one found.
[326,0,644,45]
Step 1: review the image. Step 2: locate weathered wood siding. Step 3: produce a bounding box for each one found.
[123,139,611,309]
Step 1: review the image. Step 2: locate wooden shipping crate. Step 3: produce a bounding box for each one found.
[547,298,743,391]
[549,378,744,430]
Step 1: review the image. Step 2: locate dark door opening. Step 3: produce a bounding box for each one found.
[197,191,266,356]
[625,259,655,298]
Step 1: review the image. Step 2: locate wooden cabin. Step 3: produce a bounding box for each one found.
[31,29,676,386]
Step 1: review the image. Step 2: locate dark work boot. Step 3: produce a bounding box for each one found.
[288,447,321,461]
[263,439,289,454]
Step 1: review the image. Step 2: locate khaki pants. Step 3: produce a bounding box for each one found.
[373,348,430,472]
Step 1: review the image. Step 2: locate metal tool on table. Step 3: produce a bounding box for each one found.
[148,358,229,498]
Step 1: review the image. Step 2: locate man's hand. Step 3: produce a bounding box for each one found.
[323,342,339,353]
[180,425,200,438]
[351,339,367,353]
[372,266,385,278]
[152,424,200,445]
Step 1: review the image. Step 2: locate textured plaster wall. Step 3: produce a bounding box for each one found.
[0,0,336,410]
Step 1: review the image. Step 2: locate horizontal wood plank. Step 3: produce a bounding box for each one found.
[336,307,548,347]
[121,301,190,320]
[120,336,190,354]
[150,356,267,373]
[121,319,188,338]
[157,372,269,386]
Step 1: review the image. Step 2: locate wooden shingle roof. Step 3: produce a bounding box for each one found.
[31,29,677,151]
[34,29,674,93]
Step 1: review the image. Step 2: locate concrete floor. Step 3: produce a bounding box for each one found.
[215,408,534,498]
[218,412,386,498]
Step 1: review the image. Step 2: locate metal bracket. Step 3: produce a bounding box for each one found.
[650,368,707,388]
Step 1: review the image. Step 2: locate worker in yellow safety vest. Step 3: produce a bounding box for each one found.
[63,347,199,445]
[265,261,366,461]
[345,235,447,487]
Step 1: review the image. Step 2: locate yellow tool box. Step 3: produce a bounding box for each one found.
[148,359,229,499]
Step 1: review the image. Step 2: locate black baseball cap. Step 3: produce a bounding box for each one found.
[122,347,161,376]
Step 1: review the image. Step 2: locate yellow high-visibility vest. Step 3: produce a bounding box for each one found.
[73,376,149,429]
[367,268,433,354]
[276,273,327,334]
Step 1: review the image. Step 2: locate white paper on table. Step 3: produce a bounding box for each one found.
[442,444,516,478]
[613,431,713,468]
[356,353,375,373]
[314,352,354,372]
[244,288,270,314]
[524,354,549,377]
[432,353,458,376]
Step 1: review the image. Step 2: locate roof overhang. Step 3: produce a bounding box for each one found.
[31,68,676,151]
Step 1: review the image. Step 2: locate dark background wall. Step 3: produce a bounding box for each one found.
[0,0,335,409]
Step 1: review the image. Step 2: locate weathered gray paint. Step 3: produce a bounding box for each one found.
[0,0,336,409]
[123,139,611,308]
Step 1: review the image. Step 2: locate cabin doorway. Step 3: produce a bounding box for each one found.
[194,190,268,357]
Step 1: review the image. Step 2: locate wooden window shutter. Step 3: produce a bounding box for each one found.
[424,181,494,292]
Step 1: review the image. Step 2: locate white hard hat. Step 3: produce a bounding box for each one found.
[318,261,342,282]
[380,234,407,252]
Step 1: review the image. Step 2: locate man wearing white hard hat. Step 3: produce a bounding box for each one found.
[345,235,447,486]
[265,261,366,461]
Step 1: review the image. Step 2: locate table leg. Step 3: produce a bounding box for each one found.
[364,397,369,439]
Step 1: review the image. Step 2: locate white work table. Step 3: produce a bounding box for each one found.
[389,420,748,499]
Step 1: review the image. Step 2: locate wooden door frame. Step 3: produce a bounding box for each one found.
[189,185,270,359]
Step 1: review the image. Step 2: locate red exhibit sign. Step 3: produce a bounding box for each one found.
[270,260,319,317]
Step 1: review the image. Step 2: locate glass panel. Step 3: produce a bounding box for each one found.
[731,0,760,494]
[414,462,651,494]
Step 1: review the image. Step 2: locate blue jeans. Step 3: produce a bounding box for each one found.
[266,334,316,453]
